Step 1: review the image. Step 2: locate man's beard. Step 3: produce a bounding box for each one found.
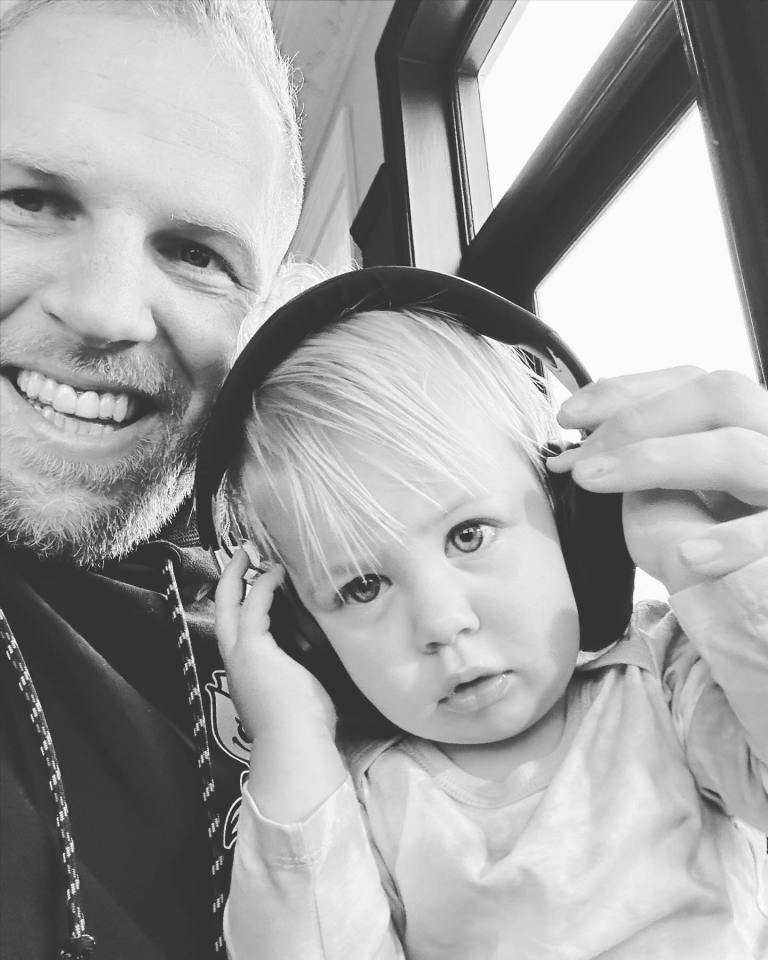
[0,347,209,568]
[0,416,206,568]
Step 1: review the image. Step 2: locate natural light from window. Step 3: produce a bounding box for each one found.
[479,0,638,203]
[536,109,756,382]
[536,108,756,601]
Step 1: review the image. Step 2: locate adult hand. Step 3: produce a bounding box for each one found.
[546,367,768,593]
[215,548,337,742]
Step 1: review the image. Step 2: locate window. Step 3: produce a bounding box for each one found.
[370,0,766,378]
[536,107,757,382]
[480,0,638,205]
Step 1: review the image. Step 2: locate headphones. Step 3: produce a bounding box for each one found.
[194,267,635,736]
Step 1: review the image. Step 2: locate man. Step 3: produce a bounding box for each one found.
[0,1,303,956]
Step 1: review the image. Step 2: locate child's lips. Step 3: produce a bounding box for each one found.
[440,671,513,714]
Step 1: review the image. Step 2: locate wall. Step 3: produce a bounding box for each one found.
[271,0,395,270]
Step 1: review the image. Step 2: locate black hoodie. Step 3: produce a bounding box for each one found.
[0,531,247,959]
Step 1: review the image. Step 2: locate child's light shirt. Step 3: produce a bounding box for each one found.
[225,559,768,960]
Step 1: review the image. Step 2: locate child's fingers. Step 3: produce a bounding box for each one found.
[214,548,251,658]
[238,564,285,642]
[678,510,768,578]
[561,429,768,507]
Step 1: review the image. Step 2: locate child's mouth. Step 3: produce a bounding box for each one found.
[441,671,513,714]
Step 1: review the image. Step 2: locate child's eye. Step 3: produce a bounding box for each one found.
[339,574,385,605]
[447,521,492,555]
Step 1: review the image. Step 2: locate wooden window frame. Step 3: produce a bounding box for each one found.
[359,0,767,381]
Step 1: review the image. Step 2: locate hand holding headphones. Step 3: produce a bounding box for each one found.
[215,550,337,743]
[548,365,768,592]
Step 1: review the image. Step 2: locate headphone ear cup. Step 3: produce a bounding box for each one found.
[546,446,635,652]
[268,581,328,658]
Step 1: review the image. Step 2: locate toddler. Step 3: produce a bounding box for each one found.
[210,280,768,959]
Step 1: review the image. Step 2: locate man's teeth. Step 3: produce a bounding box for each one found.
[16,369,134,425]
[37,404,116,437]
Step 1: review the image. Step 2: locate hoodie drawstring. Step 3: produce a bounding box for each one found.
[1,607,96,959]
[161,557,226,955]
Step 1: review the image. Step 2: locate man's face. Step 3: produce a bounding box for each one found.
[0,2,284,564]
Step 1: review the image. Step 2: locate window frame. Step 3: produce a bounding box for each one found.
[362,0,767,382]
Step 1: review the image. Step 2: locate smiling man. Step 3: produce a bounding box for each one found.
[0,1,302,957]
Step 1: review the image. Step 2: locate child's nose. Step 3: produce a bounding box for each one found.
[411,572,480,652]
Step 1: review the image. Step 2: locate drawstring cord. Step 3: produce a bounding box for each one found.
[161,557,226,955]
[0,608,96,959]
[1,552,226,957]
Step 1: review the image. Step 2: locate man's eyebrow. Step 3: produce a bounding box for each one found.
[167,209,261,262]
[1,152,72,182]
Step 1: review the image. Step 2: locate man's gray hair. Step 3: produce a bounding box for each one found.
[1,0,304,244]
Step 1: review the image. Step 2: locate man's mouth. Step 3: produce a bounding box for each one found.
[12,367,146,437]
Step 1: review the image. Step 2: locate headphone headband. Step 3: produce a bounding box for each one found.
[194,266,591,549]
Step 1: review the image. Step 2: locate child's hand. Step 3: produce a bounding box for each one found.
[547,367,768,593]
[215,548,337,743]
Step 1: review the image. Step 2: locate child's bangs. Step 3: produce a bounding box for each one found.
[231,308,560,588]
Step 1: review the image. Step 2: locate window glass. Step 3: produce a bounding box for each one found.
[537,108,757,602]
[536,109,756,383]
[479,0,637,204]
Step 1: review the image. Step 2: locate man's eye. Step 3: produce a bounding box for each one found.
[339,574,384,605]
[179,243,218,270]
[7,189,45,212]
[448,522,487,555]
[183,244,218,269]
[159,238,236,279]
[0,188,70,217]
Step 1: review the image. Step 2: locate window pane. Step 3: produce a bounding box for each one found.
[536,109,756,382]
[479,0,637,204]
[537,108,757,603]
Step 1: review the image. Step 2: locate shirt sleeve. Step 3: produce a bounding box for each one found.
[224,774,405,960]
[661,557,768,830]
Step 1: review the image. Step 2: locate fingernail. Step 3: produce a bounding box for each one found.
[575,455,616,480]
[242,541,260,566]
[679,538,722,567]
[560,395,589,415]
[545,449,577,471]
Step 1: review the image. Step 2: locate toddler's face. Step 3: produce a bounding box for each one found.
[260,408,580,750]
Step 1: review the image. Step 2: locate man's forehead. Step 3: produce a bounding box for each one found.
[0,1,283,278]
[0,2,275,147]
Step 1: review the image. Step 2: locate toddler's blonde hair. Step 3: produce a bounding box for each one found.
[228,308,562,589]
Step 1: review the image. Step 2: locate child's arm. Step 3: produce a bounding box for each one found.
[215,551,405,960]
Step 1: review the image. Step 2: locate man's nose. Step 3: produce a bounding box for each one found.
[39,220,157,348]
[411,567,480,653]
